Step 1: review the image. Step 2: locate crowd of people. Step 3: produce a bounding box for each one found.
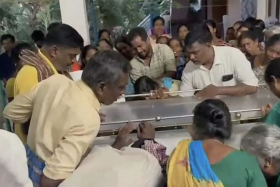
[1,15,280,187]
[78,16,280,99]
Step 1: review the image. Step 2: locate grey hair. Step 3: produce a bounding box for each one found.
[264,26,280,41]
[81,50,131,90]
[241,124,280,164]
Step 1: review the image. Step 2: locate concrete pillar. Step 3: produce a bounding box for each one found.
[271,0,277,18]
[207,0,213,20]
[227,0,242,26]
[257,0,268,20]
[59,0,90,45]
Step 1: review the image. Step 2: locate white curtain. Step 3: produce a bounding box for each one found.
[241,0,257,20]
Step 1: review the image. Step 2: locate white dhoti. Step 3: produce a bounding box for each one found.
[60,146,164,187]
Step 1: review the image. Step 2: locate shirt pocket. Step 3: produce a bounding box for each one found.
[221,74,236,86]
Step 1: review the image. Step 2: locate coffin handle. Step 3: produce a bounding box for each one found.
[235,112,242,119]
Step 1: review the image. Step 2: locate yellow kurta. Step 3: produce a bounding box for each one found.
[6,78,15,99]
[4,75,101,180]
[13,50,58,143]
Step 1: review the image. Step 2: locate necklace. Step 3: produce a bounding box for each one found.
[210,139,224,144]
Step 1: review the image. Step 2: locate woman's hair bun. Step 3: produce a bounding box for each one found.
[210,109,224,124]
[192,99,232,140]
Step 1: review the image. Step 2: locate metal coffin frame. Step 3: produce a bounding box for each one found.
[99,90,278,136]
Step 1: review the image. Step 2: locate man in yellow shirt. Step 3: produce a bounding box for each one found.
[14,24,84,143]
[6,43,36,102]
[4,50,131,187]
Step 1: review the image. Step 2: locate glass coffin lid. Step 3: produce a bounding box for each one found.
[100,90,278,132]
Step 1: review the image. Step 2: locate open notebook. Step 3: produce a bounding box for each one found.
[70,70,125,103]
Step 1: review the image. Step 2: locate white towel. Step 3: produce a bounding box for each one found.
[0,130,32,187]
[60,146,164,187]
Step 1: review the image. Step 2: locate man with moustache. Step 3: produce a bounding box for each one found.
[4,51,131,187]
[127,27,176,83]
[180,23,258,98]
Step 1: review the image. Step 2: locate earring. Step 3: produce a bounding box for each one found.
[265,163,271,168]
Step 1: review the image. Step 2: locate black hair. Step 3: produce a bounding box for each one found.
[127,27,148,42]
[134,76,159,100]
[31,30,45,42]
[1,34,15,43]
[227,27,234,31]
[185,23,212,47]
[265,34,280,49]
[204,19,217,29]
[47,22,62,32]
[245,17,257,27]
[152,16,165,27]
[177,23,192,34]
[245,17,256,21]
[81,50,131,89]
[238,31,259,46]
[98,29,110,39]
[254,27,265,43]
[80,45,98,70]
[255,19,265,30]
[156,36,169,44]
[44,24,84,49]
[98,39,113,49]
[237,22,254,32]
[11,42,35,64]
[265,58,280,83]
[114,36,131,49]
[193,99,232,141]
[168,38,183,48]
[234,21,244,26]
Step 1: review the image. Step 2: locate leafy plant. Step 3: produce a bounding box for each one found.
[0,0,173,42]
[0,1,61,42]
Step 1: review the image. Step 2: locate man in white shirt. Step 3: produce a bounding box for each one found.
[180,23,258,98]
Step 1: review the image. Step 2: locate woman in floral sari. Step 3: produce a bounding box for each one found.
[253,34,280,89]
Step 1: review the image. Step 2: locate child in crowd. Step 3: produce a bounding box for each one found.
[156,36,169,45]
[80,45,98,70]
[98,39,113,51]
[168,38,187,80]
[134,76,180,100]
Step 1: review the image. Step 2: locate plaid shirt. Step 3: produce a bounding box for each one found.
[141,140,169,171]
[130,44,176,82]
[25,145,45,187]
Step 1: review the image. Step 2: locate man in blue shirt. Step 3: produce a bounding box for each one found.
[0,34,16,81]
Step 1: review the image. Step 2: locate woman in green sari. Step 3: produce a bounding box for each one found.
[168,99,266,187]
[139,99,267,187]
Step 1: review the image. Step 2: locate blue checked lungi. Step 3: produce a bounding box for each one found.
[25,145,45,187]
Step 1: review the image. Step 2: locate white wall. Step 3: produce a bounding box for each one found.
[59,0,90,45]
[257,0,268,20]
[227,0,242,26]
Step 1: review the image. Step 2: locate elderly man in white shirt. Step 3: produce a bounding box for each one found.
[0,130,32,187]
[180,23,258,98]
